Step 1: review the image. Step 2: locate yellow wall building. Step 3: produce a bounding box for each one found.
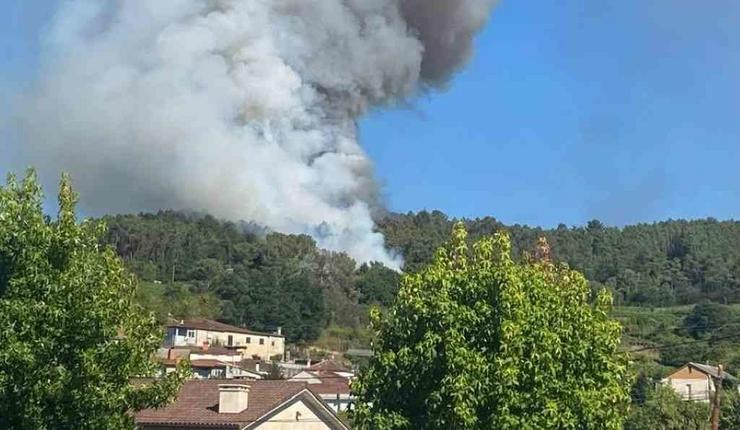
[165,319,285,361]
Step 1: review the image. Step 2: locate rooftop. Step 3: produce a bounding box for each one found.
[167,318,284,338]
[688,362,738,381]
[308,359,351,373]
[136,380,307,428]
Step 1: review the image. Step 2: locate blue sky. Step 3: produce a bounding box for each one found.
[3,0,740,227]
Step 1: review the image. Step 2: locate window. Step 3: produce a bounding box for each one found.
[186,329,196,338]
[686,384,692,400]
[246,337,251,344]
[259,338,265,345]
[228,335,234,346]
[271,341,275,347]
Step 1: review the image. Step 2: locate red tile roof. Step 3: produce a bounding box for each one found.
[307,378,352,395]
[167,319,284,338]
[308,359,351,373]
[179,345,242,356]
[135,380,306,427]
[190,359,227,368]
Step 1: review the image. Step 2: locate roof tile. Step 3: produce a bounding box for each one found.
[135,380,306,427]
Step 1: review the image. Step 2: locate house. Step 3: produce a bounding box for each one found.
[662,362,739,402]
[135,380,349,430]
[289,360,355,412]
[165,319,285,361]
[158,346,267,380]
[190,360,265,380]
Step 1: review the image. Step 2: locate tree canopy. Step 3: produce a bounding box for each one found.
[378,211,740,306]
[624,385,710,430]
[351,224,631,429]
[101,212,399,342]
[95,208,740,346]
[0,171,187,430]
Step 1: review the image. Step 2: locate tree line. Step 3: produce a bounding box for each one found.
[101,211,400,343]
[379,211,740,307]
[100,210,740,343]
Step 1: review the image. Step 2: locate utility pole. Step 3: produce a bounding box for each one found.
[711,364,723,430]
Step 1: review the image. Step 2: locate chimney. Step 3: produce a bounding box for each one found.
[276,326,282,336]
[255,362,260,373]
[219,384,250,414]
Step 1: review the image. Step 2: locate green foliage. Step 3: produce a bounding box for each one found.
[356,261,401,307]
[0,171,188,430]
[102,209,740,347]
[137,281,221,322]
[352,223,631,429]
[102,212,401,342]
[682,302,738,339]
[315,325,374,352]
[265,361,284,380]
[378,212,740,306]
[624,385,710,430]
[722,390,740,430]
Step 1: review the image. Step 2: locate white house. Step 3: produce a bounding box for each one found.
[289,360,355,413]
[662,362,738,402]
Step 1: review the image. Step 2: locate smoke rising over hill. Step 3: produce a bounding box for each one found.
[13,0,496,268]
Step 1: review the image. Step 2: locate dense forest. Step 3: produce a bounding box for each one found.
[380,211,740,306]
[102,211,400,343]
[101,211,740,348]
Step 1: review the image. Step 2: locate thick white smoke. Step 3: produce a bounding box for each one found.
[13,0,495,269]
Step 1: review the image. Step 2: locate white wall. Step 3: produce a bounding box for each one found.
[254,400,333,430]
[663,377,713,402]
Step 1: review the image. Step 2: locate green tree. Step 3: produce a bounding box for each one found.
[265,361,284,380]
[356,261,401,307]
[0,171,187,430]
[352,224,631,429]
[624,385,709,430]
[682,302,736,339]
[722,390,740,430]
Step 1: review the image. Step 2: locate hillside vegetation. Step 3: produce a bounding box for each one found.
[100,210,740,372]
[380,211,740,306]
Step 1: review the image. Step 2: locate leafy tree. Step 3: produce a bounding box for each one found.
[265,361,284,380]
[356,261,401,307]
[0,171,187,430]
[722,390,740,430]
[624,385,709,430]
[311,251,361,327]
[352,224,631,429]
[376,213,740,307]
[682,302,737,339]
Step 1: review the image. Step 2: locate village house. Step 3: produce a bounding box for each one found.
[135,380,349,430]
[159,346,268,380]
[289,360,355,413]
[165,319,285,361]
[662,362,739,402]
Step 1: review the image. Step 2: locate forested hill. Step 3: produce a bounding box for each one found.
[101,210,740,342]
[379,211,740,306]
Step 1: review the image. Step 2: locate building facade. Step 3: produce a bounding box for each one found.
[662,362,738,402]
[165,319,285,361]
[289,360,355,412]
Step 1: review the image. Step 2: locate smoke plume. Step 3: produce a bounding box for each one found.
[14,0,496,268]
